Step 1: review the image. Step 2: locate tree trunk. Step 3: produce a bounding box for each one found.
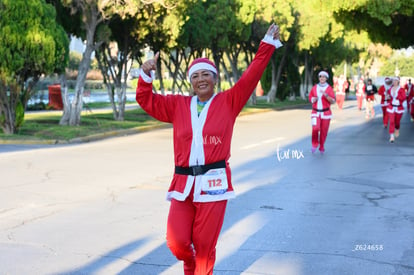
[68,45,94,125]
[213,52,222,92]
[267,48,287,103]
[267,58,277,103]
[59,1,102,126]
[156,53,164,95]
[300,52,310,100]
[59,73,71,125]
[0,80,18,134]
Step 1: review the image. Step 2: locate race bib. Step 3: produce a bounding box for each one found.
[200,168,228,195]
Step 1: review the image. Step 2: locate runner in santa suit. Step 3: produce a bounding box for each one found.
[378,77,392,128]
[309,71,336,154]
[356,78,365,111]
[387,76,406,143]
[409,85,414,122]
[406,79,414,122]
[404,78,413,114]
[364,78,377,119]
[335,75,346,110]
[136,23,282,275]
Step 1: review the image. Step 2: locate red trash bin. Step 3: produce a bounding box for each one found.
[48,84,63,110]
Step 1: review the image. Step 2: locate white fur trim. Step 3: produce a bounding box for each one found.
[262,34,283,49]
[319,71,329,79]
[188,63,217,79]
[140,69,153,83]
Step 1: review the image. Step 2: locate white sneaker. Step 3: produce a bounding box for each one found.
[389,134,395,143]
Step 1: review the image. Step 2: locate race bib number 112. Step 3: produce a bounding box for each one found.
[200,168,228,195]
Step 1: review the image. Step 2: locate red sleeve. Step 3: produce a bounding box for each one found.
[308,86,316,103]
[136,77,177,123]
[326,85,335,100]
[225,41,276,116]
[378,86,384,96]
[398,88,407,102]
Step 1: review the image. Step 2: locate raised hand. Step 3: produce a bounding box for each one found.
[266,23,280,41]
[141,52,159,76]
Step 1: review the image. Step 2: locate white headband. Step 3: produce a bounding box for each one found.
[188,63,217,80]
[318,71,329,79]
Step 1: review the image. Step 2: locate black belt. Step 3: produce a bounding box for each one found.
[313,108,329,112]
[392,104,401,107]
[175,160,226,176]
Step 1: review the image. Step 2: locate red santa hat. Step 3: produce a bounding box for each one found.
[188,58,217,80]
[318,71,329,79]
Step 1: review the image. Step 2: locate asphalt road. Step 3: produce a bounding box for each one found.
[1,99,413,275]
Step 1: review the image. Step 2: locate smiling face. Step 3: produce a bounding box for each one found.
[392,78,400,87]
[190,70,217,102]
[319,75,327,84]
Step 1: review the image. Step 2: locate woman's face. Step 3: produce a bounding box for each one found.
[319,75,327,84]
[392,79,399,87]
[190,70,216,102]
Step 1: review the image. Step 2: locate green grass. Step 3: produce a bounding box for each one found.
[0,98,309,142]
[0,108,161,141]
[245,98,308,110]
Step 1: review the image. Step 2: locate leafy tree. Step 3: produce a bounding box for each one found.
[0,0,69,134]
[95,10,147,121]
[380,51,414,77]
[57,0,115,126]
[331,0,414,48]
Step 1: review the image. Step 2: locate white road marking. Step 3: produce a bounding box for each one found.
[240,137,285,150]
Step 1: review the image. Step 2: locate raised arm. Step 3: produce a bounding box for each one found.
[136,52,176,123]
[227,23,283,116]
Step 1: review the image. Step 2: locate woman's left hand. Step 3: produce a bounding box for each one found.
[266,23,280,41]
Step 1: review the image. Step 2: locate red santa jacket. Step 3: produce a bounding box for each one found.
[378,84,390,106]
[405,83,414,104]
[386,86,406,114]
[409,89,414,106]
[308,84,335,119]
[136,41,276,202]
[356,82,365,97]
[404,82,413,96]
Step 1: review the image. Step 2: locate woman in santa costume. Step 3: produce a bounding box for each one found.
[356,78,365,111]
[378,77,392,128]
[335,75,346,110]
[308,71,336,154]
[136,23,282,275]
[408,81,414,122]
[364,78,377,119]
[387,76,406,143]
[404,78,413,115]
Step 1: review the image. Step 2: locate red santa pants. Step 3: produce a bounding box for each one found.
[411,102,414,120]
[381,106,388,127]
[336,94,345,109]
[357,95,364,110]
[166,190,227,275]
[388,111,403,134]
[312,117,331,151]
